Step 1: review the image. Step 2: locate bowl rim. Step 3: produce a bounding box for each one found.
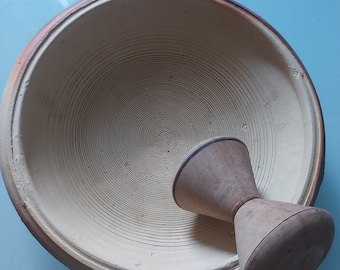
[0,0,325,269]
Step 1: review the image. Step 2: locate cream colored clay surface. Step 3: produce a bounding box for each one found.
[0,0,323,269]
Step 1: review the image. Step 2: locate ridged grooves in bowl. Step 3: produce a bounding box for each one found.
[59,32,275,240]
[2,0,322,269]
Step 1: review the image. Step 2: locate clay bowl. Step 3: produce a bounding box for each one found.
[0,0,324,269]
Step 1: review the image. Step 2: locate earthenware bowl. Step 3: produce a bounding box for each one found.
[0,0,324,269]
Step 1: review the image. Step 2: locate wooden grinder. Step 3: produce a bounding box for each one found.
[173,137,334,270]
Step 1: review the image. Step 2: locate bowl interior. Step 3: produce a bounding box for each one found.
[7,0,322,269]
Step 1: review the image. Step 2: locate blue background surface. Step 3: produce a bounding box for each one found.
[0,1,339,269]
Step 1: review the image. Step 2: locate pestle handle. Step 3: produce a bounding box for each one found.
[173,137,260,222]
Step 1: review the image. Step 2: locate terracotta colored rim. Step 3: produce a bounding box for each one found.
[0,0,324,269]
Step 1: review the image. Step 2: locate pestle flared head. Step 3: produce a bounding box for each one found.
[173,137,334,270]
[234,198,334,270]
